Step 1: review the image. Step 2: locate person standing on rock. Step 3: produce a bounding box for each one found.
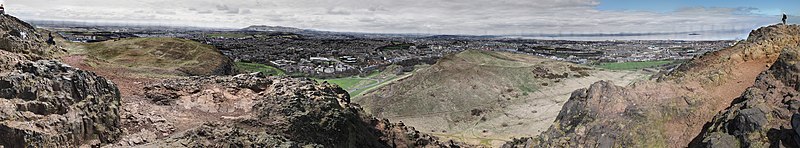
[784,12,788,25]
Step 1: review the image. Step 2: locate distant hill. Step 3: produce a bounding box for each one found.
[358,50,647,146]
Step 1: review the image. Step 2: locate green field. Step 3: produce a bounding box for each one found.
[315,67,413,98]
[597,60,674,70]
[322,78,376,90]
[316,73,383,97]
[235,62,285,76]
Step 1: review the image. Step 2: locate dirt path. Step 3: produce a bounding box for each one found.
[60,55,155,101]
[708,60,772,111]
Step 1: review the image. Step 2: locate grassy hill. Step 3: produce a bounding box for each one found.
[65,37,234,77]
[357,50,648,146]
[596,60,675,70]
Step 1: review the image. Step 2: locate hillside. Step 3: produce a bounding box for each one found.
[61,37,235,77]
[358,50,648,146]
[504,24,800,147]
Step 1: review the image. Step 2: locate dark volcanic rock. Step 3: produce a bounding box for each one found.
[0,14,60,57]
[696,48,800,147]
[0,14,120,148]
[141,73,472,148]
[0,60,121,147]
[152,123,305,147]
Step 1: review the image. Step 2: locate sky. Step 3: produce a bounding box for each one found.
[2,0,798,36]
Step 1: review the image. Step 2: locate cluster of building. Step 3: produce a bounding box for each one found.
[534,40,735,63]
[179,31,735,77]
[191,32,465,77]
[35,23,736,78]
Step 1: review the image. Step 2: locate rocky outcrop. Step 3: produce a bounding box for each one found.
[696,48,800,147]
[133,73,471,147]
[0,14,59,57]
[665,24,800,83]
[0,14,60,73]
[206,57,236,76]
[504,24,800,147]
[0,60,121,147]
[0,14,121,148]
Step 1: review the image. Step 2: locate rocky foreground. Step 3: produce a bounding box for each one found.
[1,13,121,147]
[504,24,800,147]
[0,14,473,147]
[698,47,800,147]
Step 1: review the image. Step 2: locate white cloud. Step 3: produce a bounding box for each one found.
[3,0,778,35]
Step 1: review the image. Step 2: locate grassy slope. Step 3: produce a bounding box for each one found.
[235,62,285,76]
[597,60,673,70]
[316,69,404,97]
[71,37,230,77]
[347,66,425,97]
[324,78,374,90]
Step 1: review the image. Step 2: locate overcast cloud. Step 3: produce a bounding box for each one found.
[2,0,783,35]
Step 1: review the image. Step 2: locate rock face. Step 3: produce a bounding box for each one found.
[504,24,800,148]
[135,73,470,147]
[0,14,60,73]
[0,61,122,147]
[0,14,122,147]
[0,14,59,57]
[696,48,800,147]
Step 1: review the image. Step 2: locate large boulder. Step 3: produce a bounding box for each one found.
[0,14,60,57]
[0,60,121,147]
